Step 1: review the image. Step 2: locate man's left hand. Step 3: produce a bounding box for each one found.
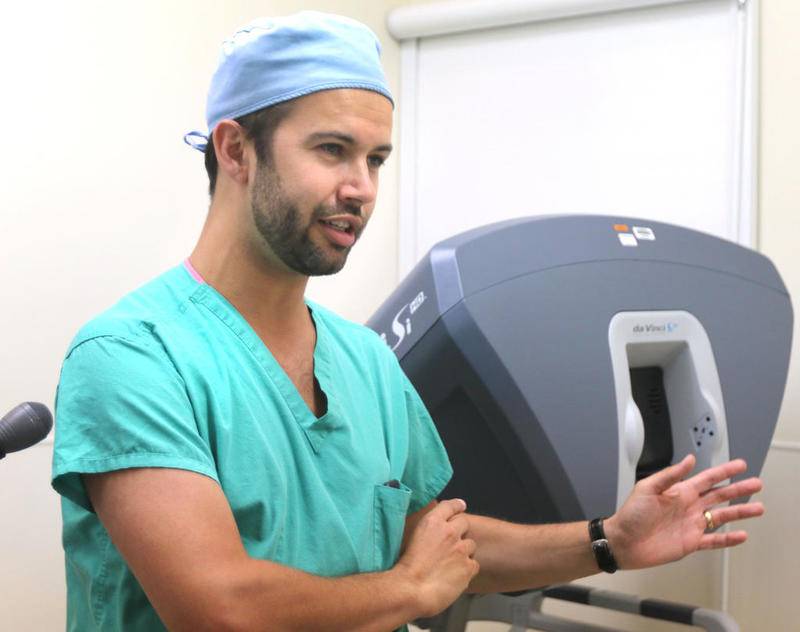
[605,455,764,570]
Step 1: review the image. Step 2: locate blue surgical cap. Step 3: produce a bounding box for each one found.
[184,11,393,152]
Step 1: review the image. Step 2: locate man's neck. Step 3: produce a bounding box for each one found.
[189,217,312,338]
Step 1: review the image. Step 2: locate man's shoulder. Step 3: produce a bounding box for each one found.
[67,265,198,356]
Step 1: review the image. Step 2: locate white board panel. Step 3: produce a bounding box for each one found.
[396,0,754,270]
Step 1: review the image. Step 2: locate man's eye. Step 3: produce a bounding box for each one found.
[320,143,343,156]
[368,155,387,169]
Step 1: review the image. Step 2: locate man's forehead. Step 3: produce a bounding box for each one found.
[284,89,393,144]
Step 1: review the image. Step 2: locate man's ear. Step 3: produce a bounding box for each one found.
[213,120,251,188]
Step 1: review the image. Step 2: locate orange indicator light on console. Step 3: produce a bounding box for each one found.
[613,224,629,232]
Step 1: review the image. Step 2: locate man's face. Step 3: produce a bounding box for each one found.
[249,89,393,276]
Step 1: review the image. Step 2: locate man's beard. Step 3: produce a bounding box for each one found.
[250,162,360,276]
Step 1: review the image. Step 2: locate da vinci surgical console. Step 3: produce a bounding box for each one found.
[368,215,793,631]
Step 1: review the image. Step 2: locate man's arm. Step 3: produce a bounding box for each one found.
[419,455,764,595]
[84,468,479,632]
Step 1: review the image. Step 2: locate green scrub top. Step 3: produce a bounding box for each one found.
[52,264,452,631]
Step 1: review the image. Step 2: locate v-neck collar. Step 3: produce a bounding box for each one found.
[185,271,343,454]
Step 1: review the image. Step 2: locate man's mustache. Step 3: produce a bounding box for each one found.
[314,203,362,219]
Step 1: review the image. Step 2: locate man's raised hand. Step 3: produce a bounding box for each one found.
[606,455,765,570]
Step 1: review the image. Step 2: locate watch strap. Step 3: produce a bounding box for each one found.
[589,518,618,573]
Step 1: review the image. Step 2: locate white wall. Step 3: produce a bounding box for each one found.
[1,0,797,630]
[727,0,800,629]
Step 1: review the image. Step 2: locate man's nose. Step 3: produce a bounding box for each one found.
[339,161,377,208]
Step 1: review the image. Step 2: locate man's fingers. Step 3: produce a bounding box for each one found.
[459,537,477,558]
[689,459,748,495]
[700,477,763,506]
[704,502,764,530]
[644,457,752,497]
[644,454,696,494]
[698,530,749,550]
[469,558,481,578]
[433,498,467,520]
[447,515,470,538]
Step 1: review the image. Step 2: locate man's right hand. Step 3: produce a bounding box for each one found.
[394,499,479,617]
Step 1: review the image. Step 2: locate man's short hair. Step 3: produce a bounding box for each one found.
[204,100,295,197]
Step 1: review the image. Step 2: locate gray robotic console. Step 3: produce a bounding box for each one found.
[367,215,793,525]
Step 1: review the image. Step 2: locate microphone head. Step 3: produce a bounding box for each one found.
[0,402,53,458]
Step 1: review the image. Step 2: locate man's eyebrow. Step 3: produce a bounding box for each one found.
[307,131,393,153]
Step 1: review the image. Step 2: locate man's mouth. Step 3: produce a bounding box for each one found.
[318,217,358,248]
[320,218,353,233]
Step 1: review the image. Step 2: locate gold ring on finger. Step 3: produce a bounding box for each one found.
[703,510,715,531]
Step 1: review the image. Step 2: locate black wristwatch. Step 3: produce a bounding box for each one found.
[589,517,618,573]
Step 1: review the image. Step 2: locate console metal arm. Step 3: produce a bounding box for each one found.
[415,584,740,632]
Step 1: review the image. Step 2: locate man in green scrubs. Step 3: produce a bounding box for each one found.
[52,11,765,632]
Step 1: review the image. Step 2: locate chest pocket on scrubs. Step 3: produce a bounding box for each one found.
[372,481,412,571]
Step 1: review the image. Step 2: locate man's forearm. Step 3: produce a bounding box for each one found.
[186,557,420,632]
[464,514,600,594]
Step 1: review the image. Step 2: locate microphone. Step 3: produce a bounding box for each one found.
[0,402,53,459]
